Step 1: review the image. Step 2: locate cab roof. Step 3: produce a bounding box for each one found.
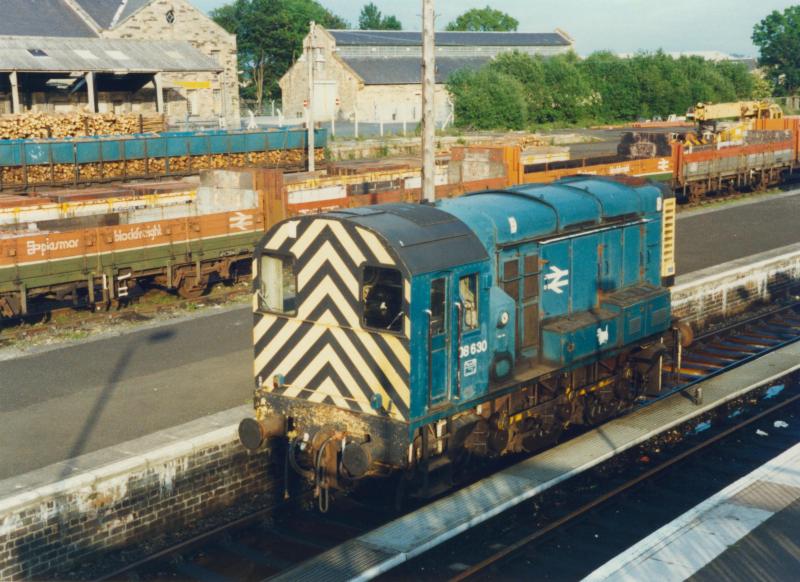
[324,203,488,275]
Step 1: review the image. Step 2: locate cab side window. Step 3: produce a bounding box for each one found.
[430,277,446,336]
[459,274,478,331]
[259,255,296,314]
[363,267,404,332]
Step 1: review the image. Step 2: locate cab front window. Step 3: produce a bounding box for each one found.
[259,255,296,315]
[363,266,404,332]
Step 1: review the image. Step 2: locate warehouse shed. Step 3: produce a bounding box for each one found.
[280,27,574,124]
[0,37,220,118]
[0,0,239,124]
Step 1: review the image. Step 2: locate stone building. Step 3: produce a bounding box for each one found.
[0,0,239,124]
[280,28,574,124]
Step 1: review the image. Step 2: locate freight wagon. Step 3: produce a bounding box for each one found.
[0,127,325,190]
[671,129,796,202]
[0,151,512,322]
[0,171,281,318]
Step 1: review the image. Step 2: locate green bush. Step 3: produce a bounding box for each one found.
[448,68,529,130]
[448,51,762,130]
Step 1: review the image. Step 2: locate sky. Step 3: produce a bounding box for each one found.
[192,0,796,57]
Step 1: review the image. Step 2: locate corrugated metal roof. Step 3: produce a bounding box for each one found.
[0,0,98,38]
[330,30,570,47]
[0,37,221,73]
[344,56,489,85]
[73,0,124,29]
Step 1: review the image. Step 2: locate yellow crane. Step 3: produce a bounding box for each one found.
[684,101,783,145]
[687,101,783,123]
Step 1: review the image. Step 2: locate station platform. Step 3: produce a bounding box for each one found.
[272,342,800,582]
[0,191,799,480]
[585,442,800,582]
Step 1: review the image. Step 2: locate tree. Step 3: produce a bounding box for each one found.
[445,6,518,32]
[753,6,800,95]
[751,74,775,99]
[211,0,348,108]
[447,49,758,130]
[448,68,528,129]
[358,3,402,30]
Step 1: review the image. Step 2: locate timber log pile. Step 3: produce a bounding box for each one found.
[0,149,322,188]
[0,112,166,140]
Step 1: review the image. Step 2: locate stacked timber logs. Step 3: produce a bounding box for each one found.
[0,113,166,139]
[0,149,322,188]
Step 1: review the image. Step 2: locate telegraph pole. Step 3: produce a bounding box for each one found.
[306,21,316,172]
[421,0,435,203]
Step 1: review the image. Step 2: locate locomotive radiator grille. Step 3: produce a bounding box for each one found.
[254,218,411,421]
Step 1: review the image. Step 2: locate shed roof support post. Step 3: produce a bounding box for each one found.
[154,73,164,114]
[85,71,97,113]
[9,71,21,114]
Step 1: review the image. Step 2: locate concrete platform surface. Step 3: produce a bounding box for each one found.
[1,192,799,480]
[676,191,800,275]
[0,307,252,479]
[585,442,800,582]
[271,342,800,582]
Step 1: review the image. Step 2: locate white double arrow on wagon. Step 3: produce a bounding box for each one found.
[229,212,254,232]
[544,265,570,294]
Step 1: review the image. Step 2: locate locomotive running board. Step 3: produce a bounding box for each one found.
[272,341,800,582]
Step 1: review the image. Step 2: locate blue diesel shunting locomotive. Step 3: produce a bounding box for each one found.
[239,176,678,501]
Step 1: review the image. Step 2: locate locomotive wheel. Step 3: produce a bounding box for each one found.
[583,393,616,425]
[614,378,641,405]
[177,275,209,299]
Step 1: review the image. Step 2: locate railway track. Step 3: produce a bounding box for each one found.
[75,304,800,582]
[393,387,800,581]
[0,282,250,347]
[90,492,400,582]
[665,303,800,393]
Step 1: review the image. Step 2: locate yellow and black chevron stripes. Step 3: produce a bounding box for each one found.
[253,311,410,421]
[254,217,410,421]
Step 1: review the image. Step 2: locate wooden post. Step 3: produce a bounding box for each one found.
[306,22,317,172]
[85,72,97,113]
[9,71,21,114]
[154,73,165,114]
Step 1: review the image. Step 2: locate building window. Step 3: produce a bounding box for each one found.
[186,89,198,116]
[459,274,478,331]
[259,255,296,315]
[363,267,403,332]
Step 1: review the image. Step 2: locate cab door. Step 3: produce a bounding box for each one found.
[500,251,541,359]
[427,273,459,407]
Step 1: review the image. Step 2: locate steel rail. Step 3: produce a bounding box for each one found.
[92,486,314,582]
[448,391,800,582]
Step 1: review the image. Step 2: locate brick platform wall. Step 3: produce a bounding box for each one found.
[0,406,271,581]
[672,242,800,330]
